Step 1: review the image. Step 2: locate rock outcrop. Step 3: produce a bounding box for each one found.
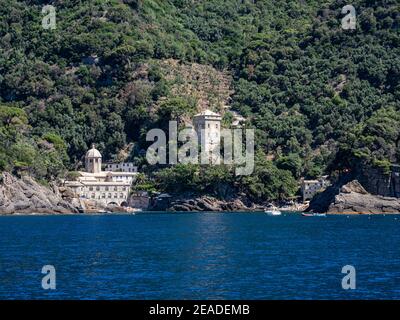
[358,165,400,198]
[308,180,400,214]
[0,173,79,214]
[167,196,259,212]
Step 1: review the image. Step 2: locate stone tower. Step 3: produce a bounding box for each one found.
[193,110,222,164]
[85,144,102,173]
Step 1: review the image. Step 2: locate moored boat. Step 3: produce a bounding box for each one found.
[301,212,326,217]
[265,209,282,216]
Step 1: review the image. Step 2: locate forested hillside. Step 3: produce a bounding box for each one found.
[0,0,399,201]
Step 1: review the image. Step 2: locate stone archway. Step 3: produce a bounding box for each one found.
[120,201,128,207]
[107,201,119,206]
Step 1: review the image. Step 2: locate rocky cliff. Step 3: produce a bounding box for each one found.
[0,172,79,214]
[144,191,279,212]
[358,165,400,198]
[168,196,256,212]
[308,180,400,214]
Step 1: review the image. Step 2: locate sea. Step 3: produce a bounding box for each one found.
[0,212,399,299]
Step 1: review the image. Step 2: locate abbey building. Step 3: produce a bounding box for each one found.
[64,145,138,207]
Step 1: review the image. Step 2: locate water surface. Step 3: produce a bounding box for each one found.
[0,212,399,299]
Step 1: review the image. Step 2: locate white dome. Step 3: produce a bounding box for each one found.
[86,144,102,158]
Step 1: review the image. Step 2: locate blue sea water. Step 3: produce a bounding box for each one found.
[0,212,399,300]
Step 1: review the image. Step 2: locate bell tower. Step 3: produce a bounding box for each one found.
[85,144,102,173]
[193,110,222,164]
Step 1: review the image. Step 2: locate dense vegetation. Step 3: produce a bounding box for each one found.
[0,0,399,201]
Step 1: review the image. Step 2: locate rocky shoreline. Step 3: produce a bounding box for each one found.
[0,173,137,215]
[163,196,307,212]
[0,173,303,214]
[1,172,400,215]
[307,180,400,214]
[0,172,78,215]
[168,196,259,212]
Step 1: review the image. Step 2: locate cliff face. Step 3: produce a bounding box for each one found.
[0,173,79,215]
[308,180,400,214]
[358,166,400,198]
[327,180,400,214]
[307,164,400,214]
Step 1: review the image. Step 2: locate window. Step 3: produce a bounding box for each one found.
[89,187,93,191]
[96,186,100,191]
[105,186,109,191]
[108,193,112,198]
[102,193,106,198]
[208,123,210,128]
[120,193,124,198]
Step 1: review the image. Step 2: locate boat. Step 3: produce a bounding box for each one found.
[301,212,326,217]
[121,207,142,215]
[264,209,282,216]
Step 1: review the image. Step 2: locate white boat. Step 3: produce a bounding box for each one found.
[301,212,326,217]
[264,209,282,216]
[126,208,142,214]
[313,213,326,217]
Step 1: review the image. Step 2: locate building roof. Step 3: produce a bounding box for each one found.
[86,144,102,158]
[105,171,138,176]
[302,180,321,184]
[79,171,107,178]
[66,181,131,186]
[231,110,246,121]
[105,162,135,166]
[78,171,138,178]
[194,109,221,118]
